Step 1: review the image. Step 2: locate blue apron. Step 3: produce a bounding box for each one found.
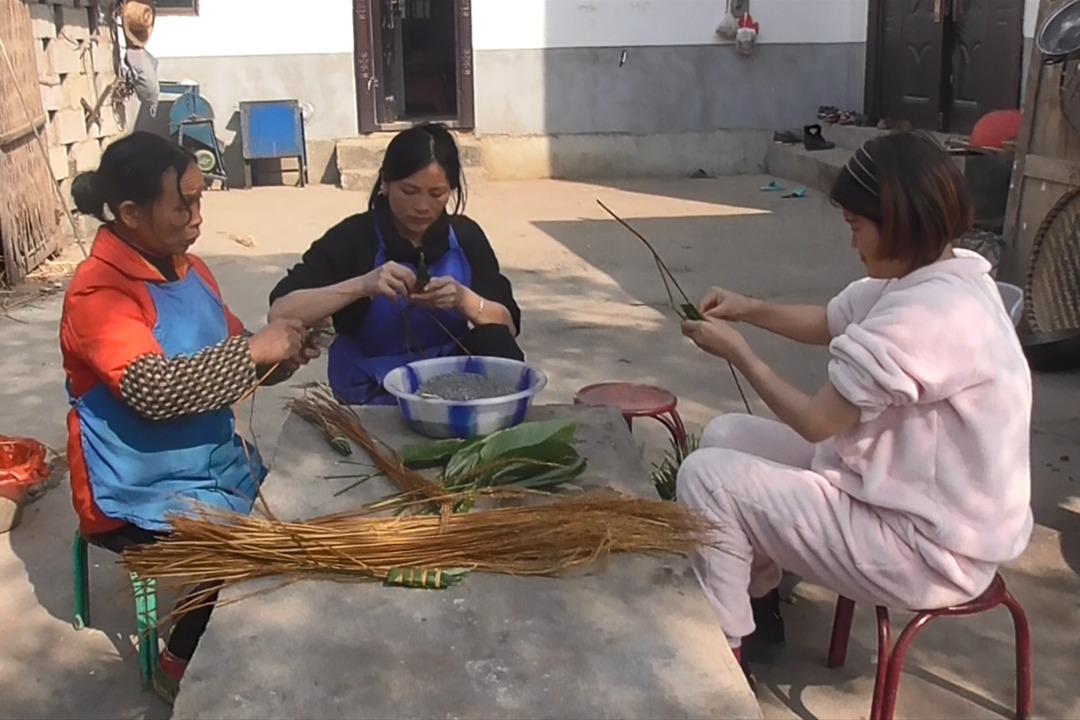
[72,271,266,532]
[328,224,472,405]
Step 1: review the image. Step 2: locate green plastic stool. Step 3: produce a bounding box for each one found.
[73,532,160,688]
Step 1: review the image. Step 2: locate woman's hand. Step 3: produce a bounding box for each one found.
[700,287,757,322]
[248,319,305,366]
[682,318,750,362]
[409,276,464,311]
[358,262,416,301]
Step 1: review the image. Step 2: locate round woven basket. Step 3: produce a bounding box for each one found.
[1024,187,1080,335]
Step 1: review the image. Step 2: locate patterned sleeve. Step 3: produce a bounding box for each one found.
[120,335,258,421]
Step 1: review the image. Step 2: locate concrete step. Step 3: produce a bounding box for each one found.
[767,121,976,194]
[336,132,485,192]
[818,122,965,151]
[764,142,850,194]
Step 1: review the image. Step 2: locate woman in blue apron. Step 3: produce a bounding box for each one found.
[269,123,523,404]
[62,132,315,702]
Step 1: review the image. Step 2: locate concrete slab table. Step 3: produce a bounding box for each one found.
[173,405,761,720]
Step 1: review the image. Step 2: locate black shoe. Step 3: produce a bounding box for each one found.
[817,105,839,120]
[750,588,786,645]
[773,129,801,144]
[803,124,836,151]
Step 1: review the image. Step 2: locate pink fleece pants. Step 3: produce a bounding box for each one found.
[677,415,996,647]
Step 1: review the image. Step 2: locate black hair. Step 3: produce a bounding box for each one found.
[830,131,972,271]
[368,122,465,213]
[71,131,196,223]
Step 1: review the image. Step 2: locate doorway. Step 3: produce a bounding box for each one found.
[353,0,475,133]
[865,0,1025,134]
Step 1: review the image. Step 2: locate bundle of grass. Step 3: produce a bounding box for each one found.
[650,434,700,501]
[288,386,449,514]
[123,490,717,612]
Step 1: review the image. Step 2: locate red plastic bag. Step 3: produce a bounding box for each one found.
[0,437,49,503]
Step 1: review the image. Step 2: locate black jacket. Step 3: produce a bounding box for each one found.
[269,198,521,336]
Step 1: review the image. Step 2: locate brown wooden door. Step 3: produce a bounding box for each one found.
[878,0,947,130]
[947,0,1025,134]
[353,0,475,133]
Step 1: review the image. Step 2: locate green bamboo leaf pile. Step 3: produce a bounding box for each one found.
[400,420,587,493]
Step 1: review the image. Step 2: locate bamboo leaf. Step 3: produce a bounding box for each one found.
[476,421,577,464]
[681,303,705,321]
[400,438,473,468]
[444,441,486,480]
[512,455,587,490]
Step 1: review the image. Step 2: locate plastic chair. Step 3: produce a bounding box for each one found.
[73,532,160,688]
[574,382,689,453]
[827,573,1032,720]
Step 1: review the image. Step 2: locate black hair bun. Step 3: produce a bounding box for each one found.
[71,171,106,220]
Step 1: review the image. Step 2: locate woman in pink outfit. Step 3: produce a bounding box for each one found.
[677,132,1033,681]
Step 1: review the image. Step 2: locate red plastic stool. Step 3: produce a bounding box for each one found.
[827,573,1032,720]
[574,382,688,453]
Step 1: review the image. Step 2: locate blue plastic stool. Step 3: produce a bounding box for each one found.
[73,532,160,688]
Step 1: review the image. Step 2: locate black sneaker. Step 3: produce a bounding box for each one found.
[749,588,786,645]
[803,124,836,151]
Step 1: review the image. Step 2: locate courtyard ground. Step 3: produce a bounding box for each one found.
[1,178,1077,719]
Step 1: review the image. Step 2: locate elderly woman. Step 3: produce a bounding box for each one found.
[269,122,522,405]
[62,132,315,701]
[677,132,1032,682]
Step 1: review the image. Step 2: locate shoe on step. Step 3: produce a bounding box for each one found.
[803,124,836,151]
[773,129,801,144]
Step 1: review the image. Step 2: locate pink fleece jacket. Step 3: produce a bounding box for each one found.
[814,249,1033,563]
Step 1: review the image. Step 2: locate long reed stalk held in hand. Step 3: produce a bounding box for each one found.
[596,199,753,415]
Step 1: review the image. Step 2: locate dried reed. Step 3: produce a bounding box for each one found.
[288,386,448,513]
[123,491,715,605]
[596,199,754,415]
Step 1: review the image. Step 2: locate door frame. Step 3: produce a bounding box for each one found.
[352,0,475,134]
[862,0,884,122]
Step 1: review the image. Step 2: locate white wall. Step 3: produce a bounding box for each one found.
[152,0,1035,58]
[151,0,353,58]
[472,0,869,51]
[1024,0,1039,38]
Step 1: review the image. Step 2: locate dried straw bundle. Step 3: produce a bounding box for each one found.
[123,492,715,613]
[288,386,448,512]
